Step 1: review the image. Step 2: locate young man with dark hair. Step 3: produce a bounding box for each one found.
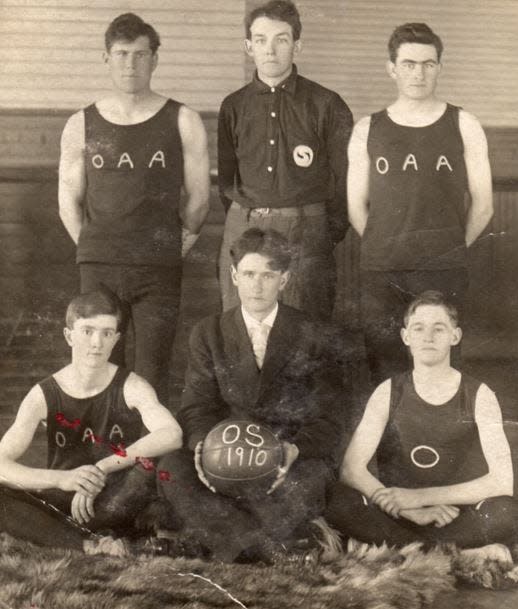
[158,228,347,562]
[59,12,210,405]
[218,0,353,320]
[326,291,518,560]
[349,22,493,384]
[0,290,182,554]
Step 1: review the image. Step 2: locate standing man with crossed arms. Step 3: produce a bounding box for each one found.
[348,23,493,384]
[59,13,210,405]
[218,0,353,320]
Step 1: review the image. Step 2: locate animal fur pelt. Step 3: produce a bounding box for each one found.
[0,533,455,609]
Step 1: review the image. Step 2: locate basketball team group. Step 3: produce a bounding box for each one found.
[1,1,517,565]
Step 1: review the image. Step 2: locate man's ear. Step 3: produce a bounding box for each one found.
[151,52,159,72]
[64,327,73,347]
[279,270,290,291]
[400,327,410,346]
[294,39,302,56]
[231,265,238,287]
[102,50,109,65]
[386,60,397,80]
[451,326,462,346]
[244,39,253,57]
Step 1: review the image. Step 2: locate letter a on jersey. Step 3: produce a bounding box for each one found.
[436,155,453,171]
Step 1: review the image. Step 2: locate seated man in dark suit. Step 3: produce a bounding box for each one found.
[158,228,347,562]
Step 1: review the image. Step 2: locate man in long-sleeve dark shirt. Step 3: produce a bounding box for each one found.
[218,0,353,320]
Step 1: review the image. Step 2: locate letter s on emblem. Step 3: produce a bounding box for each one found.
[293,145,314,167]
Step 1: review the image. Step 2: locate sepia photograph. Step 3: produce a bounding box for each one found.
[0,0,517,607]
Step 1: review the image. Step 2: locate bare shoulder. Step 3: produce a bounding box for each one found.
[60,109,85,154]
[474,382,502,420]
[123,371,158,409]
[62,109,85,139]
[352,115,372,139]
[16,383,48,423]
[178,104,205,134]
[458,110,487,146]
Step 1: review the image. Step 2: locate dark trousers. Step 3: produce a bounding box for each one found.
[158,449,332,561]
[0,465,156,550]
[219,203,337,321]
[360,268,469,385]
[80,263,182,406]
[325,484,518,549]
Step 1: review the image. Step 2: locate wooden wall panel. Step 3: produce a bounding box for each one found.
[0,1,245,111]
[246,0,518,127]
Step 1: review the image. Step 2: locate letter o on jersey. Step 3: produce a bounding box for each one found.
[92,154,104,169]
[375,157,389,175]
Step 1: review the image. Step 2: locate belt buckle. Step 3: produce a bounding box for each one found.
[253,207,271,217]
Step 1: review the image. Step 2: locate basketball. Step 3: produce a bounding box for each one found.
[201,420,284,497]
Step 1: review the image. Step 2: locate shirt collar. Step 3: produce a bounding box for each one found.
[251,65,298,95]
[241,302,279,332]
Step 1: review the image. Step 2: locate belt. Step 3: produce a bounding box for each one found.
[232,201,326,218]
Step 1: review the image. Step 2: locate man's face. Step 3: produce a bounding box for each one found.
[231,253,289,319]
[388,43,441,101]
[65,315,120,368]
[401,304,461,366]
[104,35,157,94]
[245,16,300,85]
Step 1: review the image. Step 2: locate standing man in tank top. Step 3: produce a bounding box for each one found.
[348,23,493,385]
[59,13,210,406]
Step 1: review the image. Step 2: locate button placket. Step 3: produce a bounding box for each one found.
[266,88,280,178]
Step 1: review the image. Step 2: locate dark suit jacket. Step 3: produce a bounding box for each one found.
[179,304,348,465]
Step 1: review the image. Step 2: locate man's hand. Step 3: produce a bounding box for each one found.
[401,505,460,528]
[194,440,216,493]
[71,491,97,525]
[267,441,299,495]
[181,228,200,258]
[371,487,424,516]
[58,465,106,496]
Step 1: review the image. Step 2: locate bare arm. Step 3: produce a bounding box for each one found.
[95,373,183,474]
[58,111,86,244]
[178,105,210,236]
[460,111,493,247]
[340,379,391,498]
[0,385,104,494]
[373,384,512,510]
[347,116,371,237]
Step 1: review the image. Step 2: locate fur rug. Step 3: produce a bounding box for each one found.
[0,533,516,609]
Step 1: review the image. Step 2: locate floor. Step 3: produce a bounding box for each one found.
[1,190,518,606]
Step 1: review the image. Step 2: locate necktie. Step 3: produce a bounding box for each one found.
[251,323,270,369]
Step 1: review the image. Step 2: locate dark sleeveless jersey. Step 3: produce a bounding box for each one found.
[362,104,468,271]
[376,372,488,488]
[78,99,184,267]
[40,367,143,470]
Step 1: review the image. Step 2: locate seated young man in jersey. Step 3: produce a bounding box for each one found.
[326,290,518,560]
[0,289,182,554]
[157,228,347,563]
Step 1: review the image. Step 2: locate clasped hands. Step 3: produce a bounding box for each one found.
[371,487,459,528]
[59,464,106,525]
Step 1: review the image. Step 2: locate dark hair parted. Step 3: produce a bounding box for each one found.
[388,23,443,63]
[105,13,161,54]
[66,288,123,331]
[230,228,293,272]
[403,290,459,328]
[245,0,302,41]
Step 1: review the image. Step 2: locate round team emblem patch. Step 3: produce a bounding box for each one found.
[410,445,440,469]
[293,145,314,167]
